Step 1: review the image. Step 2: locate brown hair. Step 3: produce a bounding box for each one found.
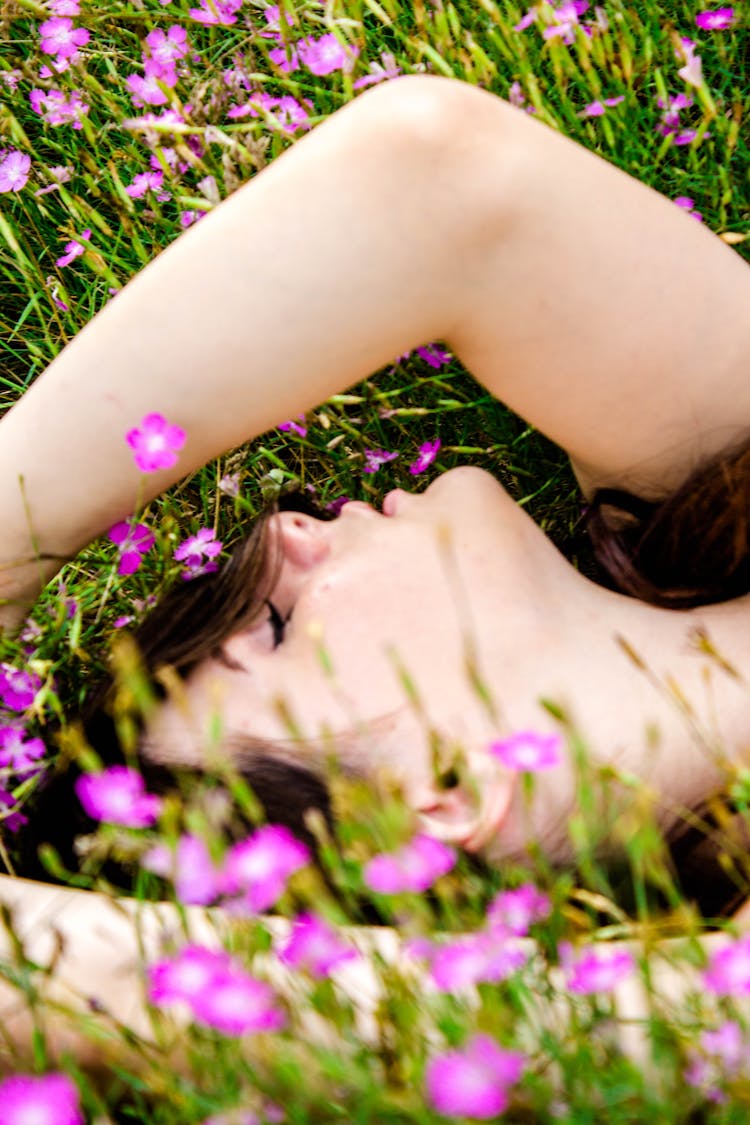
[585,435,750,609]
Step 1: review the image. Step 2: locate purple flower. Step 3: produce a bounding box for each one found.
[409,439,441,475]
[704,935,750,996]
[325,496,350,516]
[0,726,46,778]
[55,227,91,268]
[0,151,31,193]
[146,25,190,67]
[143,833,223,905]
[489,730,562,772]
[297,33,360,77]
[0,1073,83,1125]
[277,415,307,438]
[430,932,529,991]
[48,0,80,13]
[108,520,155,575]
[174,527,223,580]
[560,941,635,993]
[487,884,551,937]
[696,8,734,30]
[38,16,90,59]
[126,411,186,473]
[0,788,27,833]
[75,765,162,828]
[0,664,41,711]
[125,170,165,199]
[192,970,286,1036]
[362,448,398,474]
[426,1034,525,1119]
[29,88,89,129]
[364,833,456,894]
[221,825,310,912]
[278,911,359,978]
[189,0,242,25]
[148,944,233,1007]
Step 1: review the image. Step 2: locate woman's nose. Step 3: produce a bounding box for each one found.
[275,510,331,571]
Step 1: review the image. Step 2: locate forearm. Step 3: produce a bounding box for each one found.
[0,79,482,625]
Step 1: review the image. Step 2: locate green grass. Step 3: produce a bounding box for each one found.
[0,0,749,1119]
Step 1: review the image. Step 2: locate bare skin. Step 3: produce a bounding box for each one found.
[2,75,750,1073]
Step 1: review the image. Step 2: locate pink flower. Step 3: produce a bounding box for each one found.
[38,16,90,59]
[174,527,223,580]
[325,496,350,516]
[362,448,398,474]
[409,439,441,475]
[297,33,360,77]
[278,911,359,978]
[674,37,704,88]
[560,941,635,993]
[75,765,162,827]
[34,165,71,197]
[189,0,243,25]
[0,151,31,193]
[143,833,223,905]
[0,788,28,833]
[126,411,186,473]
[364,833,456,894]
[55,227,91,268]
[704,935,750,995]
[220,825,310,912]
[695,8,734,30]
[353,52,403,90]
[148,944,233,1007]
[125,170,165,199]
[0,726,46,778]
[489,730,562,772]
[146,25,190,67]
[0,664,41,711]
[277,415,307,438]
[218,472,240,497]
[486,884,551,937]
[29,88,89,129]
[191,970,285,1036]
[426,1034,525,1119]
[430,932,529,991]
[48,0,80,13]
[0,1073,83,1125]
[108,520,155,575]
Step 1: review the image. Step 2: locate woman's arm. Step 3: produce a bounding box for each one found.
[1,874,748,1084]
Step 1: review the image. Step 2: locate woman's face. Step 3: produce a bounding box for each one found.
[145,466,562,838]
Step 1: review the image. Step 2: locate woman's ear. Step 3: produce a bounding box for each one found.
[413,761,517,853]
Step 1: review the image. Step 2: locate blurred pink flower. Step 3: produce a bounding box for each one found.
[0,1073,83,1125]
[0,151,31,193]
[704,935,750,996]
[277,415,307,437]
[0,664,41,711]
[278,911,359,978]
[426,1034,525,1119]
[0,789,27,833]
[221,825,310,912]
[192,970,285,1036]
[489,730,562,772]
[126,411,186,473]
[29,87,89,128]
[353,52,403,90]
[560,941,635,993]
[189,0,243,25]
[486,883,551,936]
[149,944,233,1005]
[48,0,80,13]
[409,439,440,475]
[125,170,165,199]
[143,833,223,905]
[364,833,455,894]
[75,765,162,828]
[55,227,91,268]
[297,33,359,76]
[146,25,190,66]
[430,932,529,991]
[363,448,398,474]
[0,726,46,778]
[695,7,734,30]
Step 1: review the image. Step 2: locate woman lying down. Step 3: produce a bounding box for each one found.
[2,73,750,1085]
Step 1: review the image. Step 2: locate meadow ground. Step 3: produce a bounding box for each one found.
[0,0,749,1120]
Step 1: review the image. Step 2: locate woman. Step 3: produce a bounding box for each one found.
[2,73,750,1069]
